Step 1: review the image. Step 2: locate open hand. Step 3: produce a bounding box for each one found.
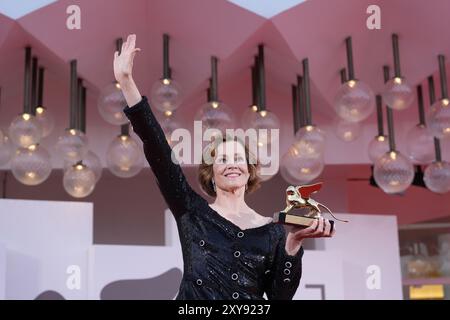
[113,34,141,84]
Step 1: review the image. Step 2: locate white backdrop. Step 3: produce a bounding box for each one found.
[0,199,402,299]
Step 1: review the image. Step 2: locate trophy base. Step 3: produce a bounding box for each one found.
[273,212,334,232]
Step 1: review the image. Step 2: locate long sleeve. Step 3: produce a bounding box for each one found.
[265,225,304,300]
[122,95,201,219]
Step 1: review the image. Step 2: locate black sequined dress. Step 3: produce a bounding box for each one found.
[123,96,304,300]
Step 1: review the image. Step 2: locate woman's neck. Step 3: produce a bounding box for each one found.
[212,186,249,214]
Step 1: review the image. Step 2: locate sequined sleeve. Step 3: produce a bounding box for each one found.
[122,95,201,219]
[265,224,304,300]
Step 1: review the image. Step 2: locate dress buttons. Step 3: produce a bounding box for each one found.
[237,231,244,238]
[283,278,291,283]
[285,261,292,268]
[284,269,291,275]
[234,250,241,258]
[199,240,205,246]
[265,270,270,274]
[232,292,239,299]
[231,273,238,280]
[196,279,203,285]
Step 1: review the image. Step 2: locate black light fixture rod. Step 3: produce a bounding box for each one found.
[416,85,426,126]
[376,95,384,136]
[384,66,396,151]
[163,34,170,80]
[254,55,260,109]
[345,37,355,80]
[23,46,32,114]
[80,85,86,134]
[251,65,257,107]
[37,67,44,107]
[428,75,442,162]
[258,45,266,111]
[116,38,123,54]
[438,54,448,99]
[77,78,83,131]
[340,68,347,84]
[31,56,38,115]
[392,34,402,78]
[292,84,299,134]
[210,56,218,102]
[302,58,312,126]
[297,75,304,128]
[70,60,78,129]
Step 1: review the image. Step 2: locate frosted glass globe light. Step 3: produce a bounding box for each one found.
[35,106,54,137]
[335,118,361,142]
[374,151,414,194]
[334,79,375,122]
[0,130,13,166]
[65,150,102,183]
[241,105,258,129]
[406,124,435,164]
[10,144,52,186]
[150,78,182,113]
[281,145,324,183]
[63,163,96,198]
[195,101,236,134]
[424,161,450,194]
[8,113,43,148]
[106,135,143,178]
[247,109,280,148]
[368,135,389,163]
[159,114,183,147]
[56,128,89,163]
[257,152,278,182]
[98,82,129,125]
[382,77,414,111]
[427,98,450,140]
[293,125,326,158]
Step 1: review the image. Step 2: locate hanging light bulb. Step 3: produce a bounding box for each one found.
[35,106,54,138]
[0,130,13,166]
[151,34,182,113]
[368,135,389,163]
[424,161,450,194]
[63,162,96,198]
[9,113,42,148]
[382,34,414,110]
[65,150,102,183]
[247,109,280,148]
[11,144,52,185]
[427,55,450,140]
[159,113,183,147]
[334,38,374,122]
[294,125,326,158]
[281,145,324,183]
[406,124,434,164]
[56,128,89,162]
[334,117,361,142]
[375,66,414,194]
[106,134,143,178]
[98,81,129,125]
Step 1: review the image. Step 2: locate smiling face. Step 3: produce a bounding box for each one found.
[212,140,250,193]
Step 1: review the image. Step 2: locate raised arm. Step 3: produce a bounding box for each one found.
[114,34,201,219]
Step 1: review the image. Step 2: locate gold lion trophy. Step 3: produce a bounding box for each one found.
[273,182,348,231]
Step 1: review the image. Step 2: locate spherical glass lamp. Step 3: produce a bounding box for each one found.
[427,98,450,140]
[159,114,183,147]
[281,145,324,183]
[374,150,414,194]
[241,105,258,129]
[106,135,143,178]
[150,78,182,113]
[0,130,13,166]
[293,125,326,158]
[35,106,54,137]
[10,144,52,186]
[65,150,102,183]
[63,162,96,198]
[195,101,236,135]
[246,109,280,148]
[335,118,362,142]
[8,113,43,148]
[424,161,450,194]
[56,128,89,163]
[97,82,129,125]
[334,79,375,122]
[368,135,389,163]
[382,77,414,111]
[406,124,435,164]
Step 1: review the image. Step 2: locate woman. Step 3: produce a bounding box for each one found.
[114,34,335,300]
